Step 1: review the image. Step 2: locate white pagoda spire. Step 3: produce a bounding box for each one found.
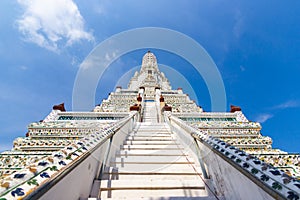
[140,50,159,73]
[128,51,171,91]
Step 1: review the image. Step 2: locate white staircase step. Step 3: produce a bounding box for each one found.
[130,133,171,136]
[92,118,215,199]
[103,170,201,176]
[126,137,175,141]
[110,160,195,164]
[99,180,207,199]
[126,136,173,140]
[102,167,202,181]
[108,163,201,173]
[100,179,206,190]
[113,155,192,162]
[99,195,217,200]
[100,190,209,199]
[124,140,179,145]
[102,174,202,181]
[134,126,169,128]
[128,134,172,137]
[134,127,168,130]
[118,149,188,155]
[121,145,184,150]
[122,144,182,148]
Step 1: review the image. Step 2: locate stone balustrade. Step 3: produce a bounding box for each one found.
[167,114,300,200]
[0,112,138,199]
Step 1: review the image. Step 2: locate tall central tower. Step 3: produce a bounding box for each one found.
[0,51,299,200]
[141,50,159,73]
[128,51,171,96]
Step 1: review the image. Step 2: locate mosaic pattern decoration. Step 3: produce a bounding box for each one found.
[0,114,134,199]
[1,51,299,199]
[169,115,300,199]
[183,112,300,179]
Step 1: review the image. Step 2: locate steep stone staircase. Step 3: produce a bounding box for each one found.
[94,102,216,199]
[142,101,159,123]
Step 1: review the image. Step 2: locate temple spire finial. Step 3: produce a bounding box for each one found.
[141,51,159,73]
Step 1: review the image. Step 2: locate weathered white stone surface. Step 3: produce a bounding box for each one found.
[198,141,274,200]
[98,116,213,199]
[169,117,277,200]
[3,52,297,200]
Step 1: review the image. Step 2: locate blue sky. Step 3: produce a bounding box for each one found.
[0,0,299,152]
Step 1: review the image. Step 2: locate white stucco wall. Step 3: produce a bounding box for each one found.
[198,141,274,200]
[169,119,275,200]
[39,119,133,200]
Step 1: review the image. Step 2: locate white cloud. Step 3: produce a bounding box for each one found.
[255,100,300,123]
[80,49,119,71]
[240,65,245,72]
[93,3,106,15]
[16,0,94,52]
[273,100,300,109]
[255,113,273,123]
[19,65,28,70]
[105,51,118,62]
[233,9,244,39]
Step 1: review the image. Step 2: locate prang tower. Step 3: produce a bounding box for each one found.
[0,52,299,200]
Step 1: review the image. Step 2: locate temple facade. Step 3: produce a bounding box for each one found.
[0,52,299,199]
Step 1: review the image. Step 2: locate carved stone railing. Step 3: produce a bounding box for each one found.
[167,114,300,200]
[0,112,138,200]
